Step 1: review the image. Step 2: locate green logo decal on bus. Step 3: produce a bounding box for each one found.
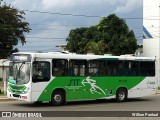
[67,79,80,86]
[82,76,106,95]
[65,79,82,89]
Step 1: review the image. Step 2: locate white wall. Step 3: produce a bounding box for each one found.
[143,0,160,38]
[143,39,160,85]
[143,0,160,86]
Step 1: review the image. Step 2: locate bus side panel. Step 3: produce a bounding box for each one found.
[37,76,145,102]
[37,77,87,101]
[128,77,157,98]
[31,81,52,102]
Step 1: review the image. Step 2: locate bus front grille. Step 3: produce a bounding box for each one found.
[13,94,20,98]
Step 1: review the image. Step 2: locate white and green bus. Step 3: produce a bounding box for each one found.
[7,52,157,105]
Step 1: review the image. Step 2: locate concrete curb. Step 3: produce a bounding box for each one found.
[0,96,16,102]
[0,98,16,102]
[156,93,160,95]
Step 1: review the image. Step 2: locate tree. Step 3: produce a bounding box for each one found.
[66,14,137,55]
[0,3,31,58]
[84,40,107,55]
[66,27,88,54]
[98,14,137,55]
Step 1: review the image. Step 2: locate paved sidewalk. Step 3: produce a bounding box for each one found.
[157,90,160,94]
[0,95,16,102]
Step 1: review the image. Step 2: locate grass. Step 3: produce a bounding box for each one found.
[0,90,6,96]
[0,93,6,96]
[0,92,7,96]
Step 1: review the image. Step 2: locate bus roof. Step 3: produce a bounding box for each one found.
[12,52,155,61]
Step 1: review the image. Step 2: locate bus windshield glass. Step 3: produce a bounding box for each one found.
[9,62,31,85]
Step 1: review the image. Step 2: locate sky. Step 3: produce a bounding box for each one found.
[3,0,143,52]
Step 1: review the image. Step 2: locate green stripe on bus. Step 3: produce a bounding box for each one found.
[37,76,145,102]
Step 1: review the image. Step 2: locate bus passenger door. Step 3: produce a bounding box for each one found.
[67,60,89,100]
[65,77,88,101]
[31,60,52,102]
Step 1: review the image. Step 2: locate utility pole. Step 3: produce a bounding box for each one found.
[2,60,8,94]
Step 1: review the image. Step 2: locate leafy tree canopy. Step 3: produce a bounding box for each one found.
[66,14,137,55]
[0,3,31,58]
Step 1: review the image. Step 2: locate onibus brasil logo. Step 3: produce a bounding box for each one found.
[82,76,106,95]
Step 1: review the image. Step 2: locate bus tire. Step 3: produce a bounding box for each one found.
[51,91,65,106]
[34,101,42,105]
[116,88,127,102]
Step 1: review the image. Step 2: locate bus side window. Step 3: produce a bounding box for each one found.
[123,61,135,76]
[108,61,118,76]
[52,59,68,77]
[131,62,139,76]
[88,60,98,76]
[139,61,155,76]
[107,61,123,76]
[68,61,75,76]
[69,60,87,76]
[88,60,105,76]
[32,61,50,83]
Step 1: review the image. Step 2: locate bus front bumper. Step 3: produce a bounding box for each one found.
[7,91,31,102]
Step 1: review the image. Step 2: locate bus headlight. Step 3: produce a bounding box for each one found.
[21,87,30,94]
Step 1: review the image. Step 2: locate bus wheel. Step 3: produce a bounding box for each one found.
[116,88,127,102]
[51,91,65,106]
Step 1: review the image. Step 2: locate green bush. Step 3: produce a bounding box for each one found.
[0,89,1,94]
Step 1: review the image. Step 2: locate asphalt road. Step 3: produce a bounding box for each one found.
[0,95,160,111]
[0,95,160,119]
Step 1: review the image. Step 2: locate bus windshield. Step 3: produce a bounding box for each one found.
[9,62,31,85]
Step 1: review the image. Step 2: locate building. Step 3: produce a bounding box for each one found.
[143,0,160,86]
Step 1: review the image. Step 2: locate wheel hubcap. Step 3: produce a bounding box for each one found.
[119,91,125,100]
[54,94,62,103]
